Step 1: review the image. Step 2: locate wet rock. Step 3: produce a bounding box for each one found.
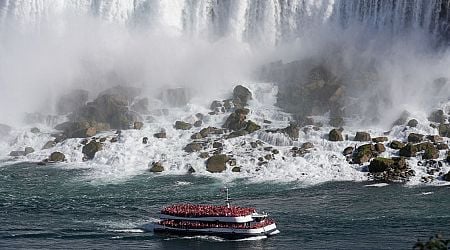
[195,113,204,120]
[160,88,190,107]
[225,130,248,139]
[223,109,248,131]
[343,146,353,156]
[281,124,299,140]
[390,140,405,149]
[372,137,388,143]
[190,132,203,140]
[232,85,252,107]
[174,121,192,130]
[184,142,203,153]
[399,143,417,157]
[30,127,40,134]
[149,161,164,172]
[245,120,261,133]
[438,124,450,137]
[427,135,443,143]
[82,141,102,160]
[188,166,196,173]
[54,121,106,138]
[49,152,65,162]
[353,144,375,164]
[110,137,118,143]
[213,142,223,149]
[9,151,25,157]
[206,154,229,173]
[436,143,448,150]
[408,133,424,143]
[272,149,279,154]
[428,109,445,123]
[134,121,144,130]
[444,171,450,181]
[154,132,166,139]
[301,142,314,150]
[199,152,210,159]
[369,157,395,172]
[407,119,418,127]
[264,154,272,160]
[374,143,386,153]
[142,137,148,144]
[329,129,343,141]
[423,145,439,160]
[56,89,89,115]
[24,147,35,155]
[250,142,258,148]
[354,132,371,142]
[231,166,241,172]
[42,140,56,149]
[210,100,223,111]
[194,120,202,128]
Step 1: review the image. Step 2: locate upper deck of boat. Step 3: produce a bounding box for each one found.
[161,204,256,218]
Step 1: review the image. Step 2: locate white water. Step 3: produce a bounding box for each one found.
[1,83,449,186]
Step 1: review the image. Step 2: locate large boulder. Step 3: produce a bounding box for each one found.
[174,121,192,130]
[82,141,102,160]
[407,119,418,127]
[368,157,395,172]
[245,120,261,133]
[329,129,343,141]
[399,143,417,157]
[184,142,203,153]
[232,85,252,108]
[353,144,375,164]
[206,154,229,173]
[149,161,164,172]
[354,132,371,142]
[56,89,89,115]
[223,109,248,131]
[49,152,65,162]
[389,140,405,149]
[408,133,424,143]
[428,109,445,123]
[372,137,388,143]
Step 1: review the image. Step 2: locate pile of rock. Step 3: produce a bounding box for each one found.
[368,157,414,182]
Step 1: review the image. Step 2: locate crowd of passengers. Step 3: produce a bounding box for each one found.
[161,204,256,217]
[159,219,274,229]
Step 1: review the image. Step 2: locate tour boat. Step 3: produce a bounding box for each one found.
[152,188,280,239]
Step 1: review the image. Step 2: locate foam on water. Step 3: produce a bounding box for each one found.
[1,82,450,187]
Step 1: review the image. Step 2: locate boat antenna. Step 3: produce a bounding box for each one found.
[223,187,230,208]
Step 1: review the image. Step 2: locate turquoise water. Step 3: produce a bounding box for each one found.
[1,163,449,249]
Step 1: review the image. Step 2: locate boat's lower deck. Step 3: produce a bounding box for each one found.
[153,223,279,239]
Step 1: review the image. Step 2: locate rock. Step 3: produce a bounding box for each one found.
[154,132,166,139]
[272,149,279,154]
[301,142,314,150]
[416,142,434,151]
[206,154,229,173]
[369,157,395,172]
[407,119,418,127]
[232,85,252,107]
[49,152,65,162]
[213,142,223,148]
[408,133,424,143]
[30,127,40,134]
[354,132,371,142]
[372,137,388,143]
[343,146,353,156]
[428,109,445,123]
[438,124,450,137]
[399,143,417,157]
[245,120,261,133]
[436,143,448,150]
[281,124,299,140]
[423,145,439,160]
[392,110,410,126]
[194,120,202,127]
[9,151,25,156]
[110,137,118,143]
[444,171,450,181]
[225,130,248,139]
[82,141,102,160]
[56,89,89,115]
[134,121,144,130]
[353,144,375,164]
[200,127,223,137]
[184,142,203,153]
[329,116,344,127]
[54,121,105,138]
[375,143,386,153]
[149,162,164,172]
[426,135,442,142]
[160,88,190,107]
[24,147,35,155]
[142,137,148,144]
[0,123,12,136]
[210,100,223,111]
[191,132,203,140]
[195,113,204,120]
[42,140,56,149]
[199,152,210,159]
[223,109,248,131]
[390,140,405,149]
[174,121,192,130]
[264,154,272,160]
[329,129,343,141]
[188,166,196,173]
[231,166,241,172]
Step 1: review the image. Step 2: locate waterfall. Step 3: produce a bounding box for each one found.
[1,0,448,45]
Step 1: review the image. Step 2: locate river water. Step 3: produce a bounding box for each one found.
[1,162,449,249]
